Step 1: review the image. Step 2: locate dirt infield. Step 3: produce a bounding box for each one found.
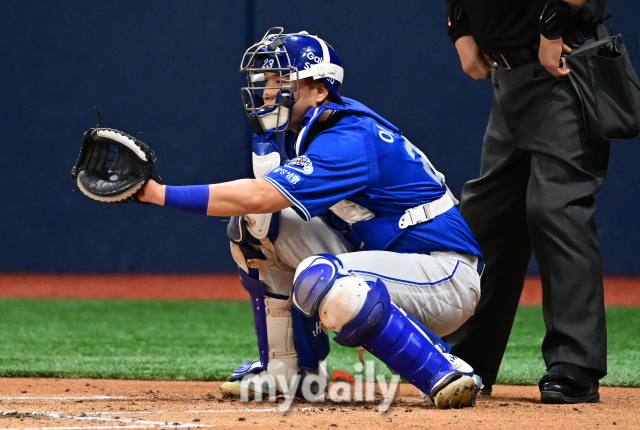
[0,379,638,429]
[1,277,639,428]
[2,274,640,306]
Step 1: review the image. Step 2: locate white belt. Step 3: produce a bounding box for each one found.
[398,192,456,229]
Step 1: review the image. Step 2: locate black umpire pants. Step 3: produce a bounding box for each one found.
[445,47,610,386]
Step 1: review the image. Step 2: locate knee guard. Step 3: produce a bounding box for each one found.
[228,211,280,274]
[292,254,348,317]
[292,255,462,401]
[228,215,265,274]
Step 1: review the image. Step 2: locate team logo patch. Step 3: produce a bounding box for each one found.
[286,156,314,174]
[271,167,304,188]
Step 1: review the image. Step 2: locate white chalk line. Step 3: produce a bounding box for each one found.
[1,411,214,428]
[83,406,330,414]
[2,407,328,416]
[0,405,332,430]
[0,427,177,430]
[0,396,128,400]
[184,406,331,413]
[0,396,334,430]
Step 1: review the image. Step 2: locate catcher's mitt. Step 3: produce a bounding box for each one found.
[71,128,161,203]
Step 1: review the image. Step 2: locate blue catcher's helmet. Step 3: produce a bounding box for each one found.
[240,27,344,135]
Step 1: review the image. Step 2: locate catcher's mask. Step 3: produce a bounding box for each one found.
[240,27,344,135]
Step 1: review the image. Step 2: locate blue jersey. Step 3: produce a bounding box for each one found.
[263,98,482,258]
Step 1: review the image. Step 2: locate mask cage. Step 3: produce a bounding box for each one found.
[240,27,301,134]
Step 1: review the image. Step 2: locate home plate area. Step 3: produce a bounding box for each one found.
[0,378,639,429]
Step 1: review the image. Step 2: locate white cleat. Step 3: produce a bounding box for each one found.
[432,374,483,409]
[220,371,278,400]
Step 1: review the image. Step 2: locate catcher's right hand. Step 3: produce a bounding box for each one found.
[71,128,161,204]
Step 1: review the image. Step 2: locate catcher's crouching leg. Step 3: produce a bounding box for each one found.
[220,270,329,400]
[292,255,483,409]
[219,270,300,399]
[221,216,330,400]
[221,262,330,397]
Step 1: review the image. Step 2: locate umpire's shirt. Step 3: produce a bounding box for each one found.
[449,0,610,54]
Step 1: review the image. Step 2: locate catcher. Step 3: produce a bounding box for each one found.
[72,28,484,409]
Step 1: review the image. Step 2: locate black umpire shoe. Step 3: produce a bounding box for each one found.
[539,363,600,404]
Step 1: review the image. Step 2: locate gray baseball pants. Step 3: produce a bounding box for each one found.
[250,207,481,337]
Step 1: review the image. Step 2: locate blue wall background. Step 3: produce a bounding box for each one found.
[1,1,638,274]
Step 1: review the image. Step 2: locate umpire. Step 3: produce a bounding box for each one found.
[443,0,612,403]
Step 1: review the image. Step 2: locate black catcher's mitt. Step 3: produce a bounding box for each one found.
[71,128,161,203]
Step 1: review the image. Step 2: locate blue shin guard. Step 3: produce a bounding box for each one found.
[332,278,462,400]
[238,269,269,372]
[399,307,451,354]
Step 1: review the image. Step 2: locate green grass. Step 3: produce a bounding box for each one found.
[0,300,638,386]
[497,306,640,387]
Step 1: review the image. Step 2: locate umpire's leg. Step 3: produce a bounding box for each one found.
[525,66,609,378]
[444,79,533,388]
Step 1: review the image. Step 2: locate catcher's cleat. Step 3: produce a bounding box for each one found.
[220,370,279,400]
[431,374,483,409]
[220,366,328,401]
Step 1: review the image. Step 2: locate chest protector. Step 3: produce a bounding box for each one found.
[291,98,413,251]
